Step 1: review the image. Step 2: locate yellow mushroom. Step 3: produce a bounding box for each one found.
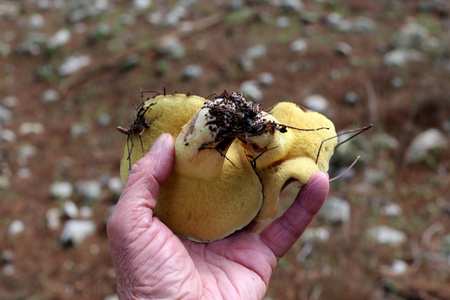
[119,92,337,242]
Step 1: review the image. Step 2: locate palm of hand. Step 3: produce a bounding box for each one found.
[108,134,328,300]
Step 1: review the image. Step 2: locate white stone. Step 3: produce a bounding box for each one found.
[133,0,152,10]
[60,220,96,246]
[63,201,79,219]
[245,45,267,60]
[258,72,275,86]
[0,105,12,123]
[17,168,32,179]
[8,220,25,237]
[381,259,408,275]
[318,196,351,223]
[46,208,61,231]
[41,89,60,102]
[107,177,123,195]
[367,226,407,245]
[182,65,203,80]
[384,49,426,67]
[76,180,102,200]
[19,122,44,135]
[49,181,73,199]
[17,144,37,165]
[300,227,330,242]
[48,29,71,48]
[303,94,329,113]
[158,36,185,59]
[381,203,402,217]
[290,39,308,53]
[0,128,16,143]
[28,14,45,29]
[240,81,263,102]
[334,42,353,56]
[276,16,290,28]
[59,55,91,76]
[405,128,448,163]
[79,206,93,219]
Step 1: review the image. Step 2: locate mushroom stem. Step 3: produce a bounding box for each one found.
[240,115,292,169]
[175,107,233,179]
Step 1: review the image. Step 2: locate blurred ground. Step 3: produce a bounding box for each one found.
[1,0,449,299]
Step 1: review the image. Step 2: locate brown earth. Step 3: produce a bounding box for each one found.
[1,1,449,299]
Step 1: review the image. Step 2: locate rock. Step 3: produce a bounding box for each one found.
[0,175,11,190]
[8,220,25,237]
[63,201,79,219]
[344,91,358,105]
[0,128,16,143]
[303,94,328,113]
[0,105,12,124]
[41,89,60,103]
[66,0,110,23]
[1,249,14,263]
[318,196,351,223]
[245,44,267,60]
[107,177,123,196]
[59,55,91,76]
[334,42,353,56]
[238,56,254,72]
[290,39,308,53]
[393,19,429,49]
[48,29,71,48]
[97,112,111,127]
[182,65,203,80]
[240,81,263,102]
[46,208,61,231]
[121,54,141,71]
[3,265,15,276]
[300,227,330,242]
[364,168,387,185]
[165,5,187,26]
[133,0,152,10]
[70,123,89,138]
[76,180,102,201]
[79,206,93,219]
[258,72,275,86]
[276,16,290,28]
[296,243,313,263]
[352,16,376,32]
[0,42,11,57]
[419,0,448,13]
[60,220,96,246]
[19,122,45,135]
[158,36,185,59]
[380,259,408,275]
[390,76,403,89]
[381,203,402,217]
[104,295,119,300]
[279,0,304,12]
[17,34,46,56]
[384,49,426,67]
[28,14,45,29]
[405,129,448,163]
[372,133,399,150]
[17,144,37,165]
[2,96,17,108]
[17,168,32,179]
[0,2,20,19]
[366,226,407,245]
[49,181,73,199]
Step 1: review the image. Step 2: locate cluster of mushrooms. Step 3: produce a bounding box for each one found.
[119,92,337,242]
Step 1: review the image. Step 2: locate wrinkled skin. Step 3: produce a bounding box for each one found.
[107,134,329,300]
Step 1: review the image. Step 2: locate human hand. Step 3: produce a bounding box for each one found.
[107,134,329,300]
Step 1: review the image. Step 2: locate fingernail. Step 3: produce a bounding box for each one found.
[150,134,169,153]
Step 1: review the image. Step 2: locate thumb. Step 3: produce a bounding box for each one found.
[108,134,175,237]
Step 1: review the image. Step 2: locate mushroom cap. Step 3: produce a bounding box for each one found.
[120,94,263,242]
[254,102,337,221]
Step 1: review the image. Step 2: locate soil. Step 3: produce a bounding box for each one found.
[1,1,449,299]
